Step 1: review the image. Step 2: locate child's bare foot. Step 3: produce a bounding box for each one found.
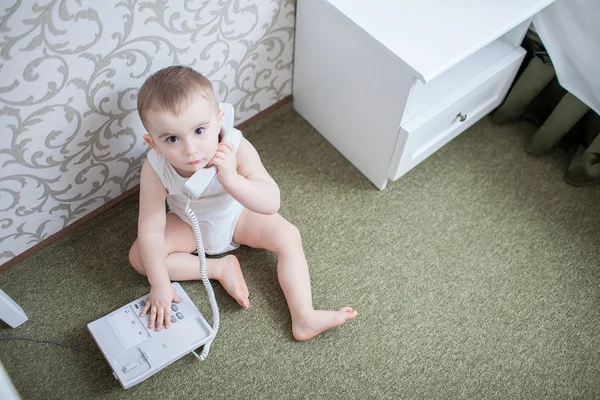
[216,255,249,308]
[292,307,357,341]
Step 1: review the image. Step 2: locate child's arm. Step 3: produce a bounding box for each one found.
[136,160,181,330]
[212,138,280,215]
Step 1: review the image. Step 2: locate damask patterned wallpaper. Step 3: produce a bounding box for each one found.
[0,0,295,265]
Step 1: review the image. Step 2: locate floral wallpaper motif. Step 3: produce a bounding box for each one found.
[0,0,295,265]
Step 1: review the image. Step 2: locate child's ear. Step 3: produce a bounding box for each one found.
[218,108,224,124]
[144,134,161,154]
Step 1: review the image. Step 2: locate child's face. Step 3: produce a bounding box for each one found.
[143,92,222,177]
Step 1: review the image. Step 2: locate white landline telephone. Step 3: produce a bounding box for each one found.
[87,103,236,389]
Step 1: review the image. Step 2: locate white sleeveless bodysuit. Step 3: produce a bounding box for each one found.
[146,128,245,255]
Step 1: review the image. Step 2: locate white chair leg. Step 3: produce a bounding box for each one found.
[0,289,28,328]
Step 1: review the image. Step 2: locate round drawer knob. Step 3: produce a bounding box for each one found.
[457,112,467,122]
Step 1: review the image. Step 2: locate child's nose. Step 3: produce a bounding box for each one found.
[183,141,196,156]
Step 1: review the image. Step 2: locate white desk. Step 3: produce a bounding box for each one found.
[293,0,556,189]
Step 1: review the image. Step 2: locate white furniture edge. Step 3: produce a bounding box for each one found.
[0,289,28,328]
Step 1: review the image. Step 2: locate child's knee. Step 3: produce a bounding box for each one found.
[276,221,302,250]
[128,241,147,276]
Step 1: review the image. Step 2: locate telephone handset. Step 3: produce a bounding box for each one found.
[181,102,234,199]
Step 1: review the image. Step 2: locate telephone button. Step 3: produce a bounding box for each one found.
[123,363,137,374]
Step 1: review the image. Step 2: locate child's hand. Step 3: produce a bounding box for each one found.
[140,282,183,331]
[210,142,238,187]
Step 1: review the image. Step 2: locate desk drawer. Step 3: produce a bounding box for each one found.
[390,47,526,181]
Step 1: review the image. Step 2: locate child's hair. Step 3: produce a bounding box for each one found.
[137,65,218,131]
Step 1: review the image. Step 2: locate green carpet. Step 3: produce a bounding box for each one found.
[1,104,599,399]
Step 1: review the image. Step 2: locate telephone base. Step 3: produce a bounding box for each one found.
[88,282,213,389]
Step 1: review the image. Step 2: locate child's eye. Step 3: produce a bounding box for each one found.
[166,136,178,143]
[194,127,205,135]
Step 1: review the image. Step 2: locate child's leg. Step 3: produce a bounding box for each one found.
[129,214,249,308]
[233,210,357,340]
